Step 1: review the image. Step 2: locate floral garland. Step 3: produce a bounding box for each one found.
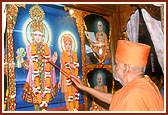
[31,43,51,110]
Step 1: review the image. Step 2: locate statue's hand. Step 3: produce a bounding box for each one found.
[58,82,61,88]
[52,52,58,63]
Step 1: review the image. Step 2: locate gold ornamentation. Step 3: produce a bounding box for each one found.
[5,4,26,111]
[29,4,45,34]
[29,4,44,22]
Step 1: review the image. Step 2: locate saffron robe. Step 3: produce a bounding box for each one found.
[92,84,108,111]
[109,75,164,111]
[60,50,79,110]
[60,51,78,93]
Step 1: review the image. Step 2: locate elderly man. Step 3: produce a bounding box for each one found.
[90,72,108,111]
[71,40,164,111]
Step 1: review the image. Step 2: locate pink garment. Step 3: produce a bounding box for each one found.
[22,44,57,104]
[25,44,56,87]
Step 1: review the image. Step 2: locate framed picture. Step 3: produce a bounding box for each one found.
[86,68,122,111]
[4,3,116,112]
[84,14,111,65]
[3,3,83,111]
[87,68,113,93]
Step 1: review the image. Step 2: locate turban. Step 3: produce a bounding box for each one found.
[116,40,151,66]
[63,36,72,44]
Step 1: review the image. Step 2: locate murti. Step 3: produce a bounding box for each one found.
[29,4,52,110]
[62,36,80,111]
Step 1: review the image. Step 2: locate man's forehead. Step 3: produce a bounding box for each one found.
[97,74,102,78]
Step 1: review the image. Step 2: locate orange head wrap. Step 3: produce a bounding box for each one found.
[63,36,72,44]
[115,40,151,67]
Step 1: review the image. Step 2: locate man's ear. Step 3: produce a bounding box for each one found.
[123,64,130,74]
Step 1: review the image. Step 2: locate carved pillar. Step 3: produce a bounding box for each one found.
[5,4,25,111]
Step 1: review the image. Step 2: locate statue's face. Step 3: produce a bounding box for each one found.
[97,73,103,85]
[97,21,103,32]
[32,31,44,43]
[64,41,72,51]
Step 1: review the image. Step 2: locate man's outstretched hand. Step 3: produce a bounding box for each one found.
[70,75,85,91]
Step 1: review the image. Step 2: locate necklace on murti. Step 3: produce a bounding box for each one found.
[31,43,51,110]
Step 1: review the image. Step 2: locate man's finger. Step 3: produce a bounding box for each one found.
[70,75,80,84]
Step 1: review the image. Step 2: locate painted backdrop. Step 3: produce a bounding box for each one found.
[12,4,83,111]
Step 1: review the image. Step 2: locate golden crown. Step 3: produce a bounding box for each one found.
[29,4,45,33]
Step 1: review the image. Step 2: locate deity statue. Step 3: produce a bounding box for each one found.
[16,4,58,111]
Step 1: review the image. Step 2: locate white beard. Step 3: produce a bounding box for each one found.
[97,82,103,86]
